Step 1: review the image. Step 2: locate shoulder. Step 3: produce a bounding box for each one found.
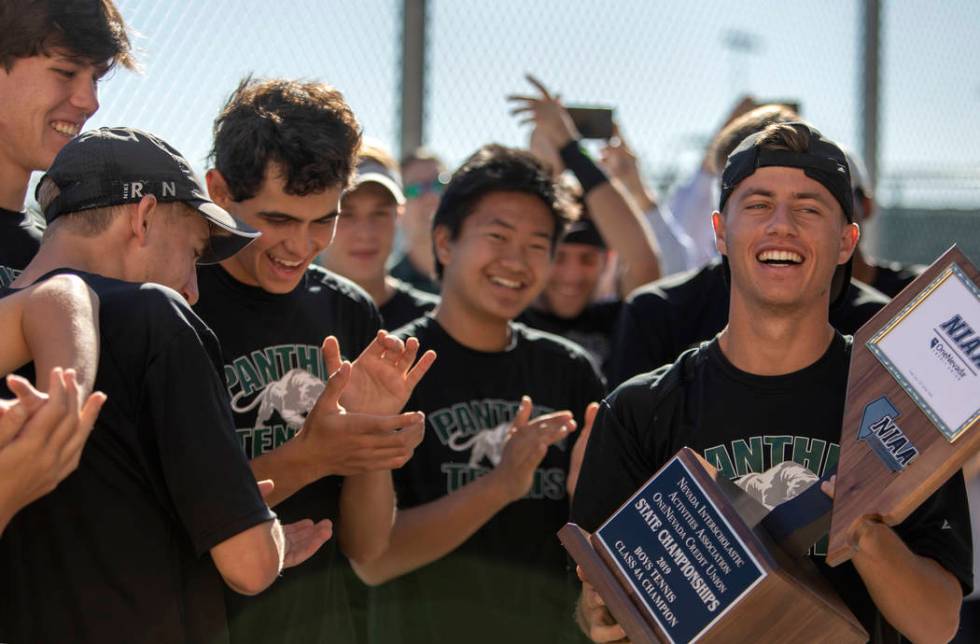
[608,343,707,414]
[391,313,435,341]
[626,260,724,310]
[391,278,439,306]
[303,264,379,313]
[513,321,596,365]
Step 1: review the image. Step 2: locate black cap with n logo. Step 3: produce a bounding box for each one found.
[39,127,260,264]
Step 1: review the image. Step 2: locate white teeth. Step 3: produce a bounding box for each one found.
[757,250,803,264]
[51,121,80,137]
[271,256,301,268]
[489,276,522,289]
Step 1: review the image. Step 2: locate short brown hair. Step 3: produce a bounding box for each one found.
[0,0,136,72]
[209,76,362,202]
[754,122,812,154]
[708,104,799,174]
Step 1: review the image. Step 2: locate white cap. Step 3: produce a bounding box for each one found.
[350,159,405,205]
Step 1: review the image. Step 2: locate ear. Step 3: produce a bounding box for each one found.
[711,211,728,256]
[206,169,233,209]
[432,224,454,269]
[838,222,861,265]
[129,194,160,248]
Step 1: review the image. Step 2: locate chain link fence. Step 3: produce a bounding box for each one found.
[77,0,977,268]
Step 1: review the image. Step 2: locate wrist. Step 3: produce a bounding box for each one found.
[559,140,609,195]
[482,468,520,507]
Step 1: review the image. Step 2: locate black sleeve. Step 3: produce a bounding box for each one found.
[145,298,275,557]
[570,379,670,533]
[894,471,974,595]
[608,295,674,388]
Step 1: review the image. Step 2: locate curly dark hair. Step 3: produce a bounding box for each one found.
[0,0,136,71]
[209,75,362,202]
[431,144,579,279]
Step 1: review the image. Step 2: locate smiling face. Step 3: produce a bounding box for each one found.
[435,191,556,323]
[713,165,859,314]
[208,164,341,294]
[320,182,399,286]
[540,242,607,318]
[0,52,104,184]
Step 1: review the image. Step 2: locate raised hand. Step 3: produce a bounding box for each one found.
[0,368,106,530]
[507,74,579,149]
[567,402,599,499]
[257,480,333,569]
[489,396,576,503]
[323,332,436,416]
[298,360,425,478]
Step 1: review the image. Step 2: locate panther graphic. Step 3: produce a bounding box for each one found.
[230,368,326,429]
[448,422,512,468]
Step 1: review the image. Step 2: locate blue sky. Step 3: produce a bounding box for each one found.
[87,0,980,208]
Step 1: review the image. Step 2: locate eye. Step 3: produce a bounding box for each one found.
[487,232,505,241]
[53,68,76,79]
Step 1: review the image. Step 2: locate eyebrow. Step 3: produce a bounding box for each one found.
[792,191,833,205]
[258,209,339,221]
[484,217,552,239]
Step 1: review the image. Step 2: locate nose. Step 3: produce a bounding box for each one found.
[181,270,200,306]
[71,75,100,117]
[765,202,797,236]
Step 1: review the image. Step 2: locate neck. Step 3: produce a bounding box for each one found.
[849,246,877,286]
[361,274,395,306]
[0,161,30,212]
[719,291,835,376]
[435,287,511,352]
[13,233,127,287]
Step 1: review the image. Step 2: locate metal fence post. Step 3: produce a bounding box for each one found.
[400,0,427,158]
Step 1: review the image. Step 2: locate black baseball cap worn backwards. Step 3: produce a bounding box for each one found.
[39,127,260,264]
[718,122,855,308]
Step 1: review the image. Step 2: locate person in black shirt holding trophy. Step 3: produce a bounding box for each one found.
[572,123,971,643]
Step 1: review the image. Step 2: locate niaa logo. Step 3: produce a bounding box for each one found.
[858,397,919,472]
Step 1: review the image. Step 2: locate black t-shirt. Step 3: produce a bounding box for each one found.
[368,316,606,644]
[379,278,438,330]
[390,255,439,294]
[193,263,380,644]
[0,207,44,287]
[0,270,274,644]
[572,334,973,643]
[520,300,623,380]
[869,260,924,299]
[608,259,891,386]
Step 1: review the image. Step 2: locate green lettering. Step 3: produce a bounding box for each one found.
[274,345,296,373]
[296,345,321,379]
[429,409,457,444]
[233,356,262,397]
[823,443,840,475]
[452,402,479,438]
[703,446,737,480]
[251,348,280,386]
[792,437,827,472]
[763,436,793,466]
[732,437,764,476]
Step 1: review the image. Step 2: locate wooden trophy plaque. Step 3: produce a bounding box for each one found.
[560,448,867,644]
[827,245,980,566]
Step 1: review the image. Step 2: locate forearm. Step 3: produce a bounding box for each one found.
[338,470,396,564]
[852,521,962,642]
[585,181,661,294]
[22,275,100,394]
[250,437,319,507]
[352,471,511,585]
